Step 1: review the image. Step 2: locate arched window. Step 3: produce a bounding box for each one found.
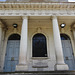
[8,34,20,40]
[60,34,70,40]
[32,33,47,57]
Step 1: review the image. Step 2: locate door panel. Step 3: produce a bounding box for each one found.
[4,61,11,72]
[61,40,75,70]
[4,40,20,72]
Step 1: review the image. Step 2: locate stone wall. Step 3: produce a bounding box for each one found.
[6,0,68,2]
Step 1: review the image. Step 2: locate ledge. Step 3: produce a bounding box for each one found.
[0,71,75,74]
[31,57,49,60]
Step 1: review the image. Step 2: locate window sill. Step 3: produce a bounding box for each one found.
[31,57,49,60]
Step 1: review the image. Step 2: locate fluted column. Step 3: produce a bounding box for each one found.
[16,16,28,71]
[52,16,68,70]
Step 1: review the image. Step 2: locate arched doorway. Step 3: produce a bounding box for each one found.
[32,33,47,57]
[4,34,20,72]
[61,34,75,70]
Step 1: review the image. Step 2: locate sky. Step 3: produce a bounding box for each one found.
[68,0,75,2]
[0,0,75,2]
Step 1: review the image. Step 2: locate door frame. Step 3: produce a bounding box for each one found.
[32,33,47,57]
[61,34,75,70]
[3,33,20,72]
[30,32,49,58]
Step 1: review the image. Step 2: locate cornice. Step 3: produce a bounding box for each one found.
[0,10,75,16]
[0,2,75,10]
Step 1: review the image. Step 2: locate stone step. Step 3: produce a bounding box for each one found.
[0,71,75,75]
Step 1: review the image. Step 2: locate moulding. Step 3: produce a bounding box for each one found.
[0,2,75,10]
[0,10,75,16]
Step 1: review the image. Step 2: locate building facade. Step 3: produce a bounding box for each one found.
[0,0,75,72]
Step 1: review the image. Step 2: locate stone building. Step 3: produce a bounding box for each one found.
[0,0,75,72]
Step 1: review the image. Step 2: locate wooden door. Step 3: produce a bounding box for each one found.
[4,40,20,72]
[62,40,75,70]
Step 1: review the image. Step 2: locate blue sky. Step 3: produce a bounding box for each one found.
[0,0,75,2]
[68,0,75,2]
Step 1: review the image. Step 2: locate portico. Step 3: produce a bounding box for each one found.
[0,1,75,72]
[15,16,68,71]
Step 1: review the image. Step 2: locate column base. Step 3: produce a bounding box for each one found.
[16,64,28,71]
[55,64,69,71]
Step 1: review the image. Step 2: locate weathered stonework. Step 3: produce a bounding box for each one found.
[0,0,75,72]
[6,0,68,2]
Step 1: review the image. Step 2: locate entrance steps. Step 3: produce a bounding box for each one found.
[0,71,75,75]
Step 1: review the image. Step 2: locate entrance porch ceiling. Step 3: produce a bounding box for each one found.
[0,16,75,27]
[0,16,75,20]
[58,16,75,27]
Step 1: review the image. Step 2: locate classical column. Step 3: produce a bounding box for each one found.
[0,24,2,72]
[72,24,75,43]
[73,29,75,40]
[52,16,68,70]
[72,27,75,54]
[16,16,28,71]
[0,24,2,53]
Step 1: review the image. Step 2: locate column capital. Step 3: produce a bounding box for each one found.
[71,24,75,30]
[22,16,28,19]
[52,16,57,20]
[0,21,3,28]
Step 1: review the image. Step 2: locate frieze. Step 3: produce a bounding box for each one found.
[0,10,75,16]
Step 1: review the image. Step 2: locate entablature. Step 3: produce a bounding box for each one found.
[0,10,75,16]
[0,2,75,10]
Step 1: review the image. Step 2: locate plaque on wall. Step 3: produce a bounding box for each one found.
[32,60,48,68]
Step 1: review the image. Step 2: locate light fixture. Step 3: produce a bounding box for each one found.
[60,23,66,28]
[13,23,18,28]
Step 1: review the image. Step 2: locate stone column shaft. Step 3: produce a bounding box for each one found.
[72,29,75,54]
[19,16,28,65]
[0,25,2,51]
[73,29,75,43]
[0,24,2,72]
[52,16,68,70]
[16,16,28,71]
